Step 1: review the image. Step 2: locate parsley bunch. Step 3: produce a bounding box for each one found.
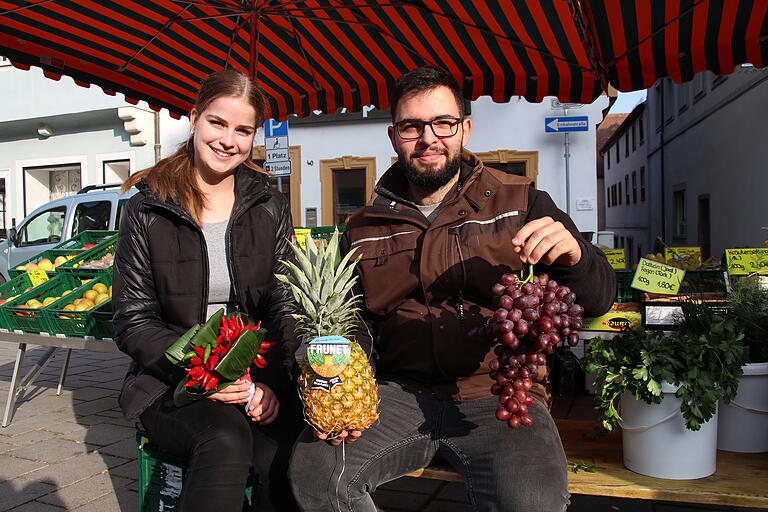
[584,317,747,431]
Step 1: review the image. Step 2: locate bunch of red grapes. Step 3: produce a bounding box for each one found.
[468,270,584,428]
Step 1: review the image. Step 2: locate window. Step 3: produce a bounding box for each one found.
[612,184,617,206]
[103,159,130,183]
[606,186,611,207]
[607,150,611,169]
[664,80,675,124]
[655,83,663,131]
[625,132,629,157]
[693,72,706,100]
[677,83,689,112]
[674,190,687,238]
[72,201,111,234]
[332,169,366,225]
[616,142,620,163]
[632,123,636,151]
[618,182,622,205]
[632,171,637,204]
[712,74,728,89]
[17,206,66,246]
[625,175,630,204]
[639,115,645,145]
[640,167,646,202]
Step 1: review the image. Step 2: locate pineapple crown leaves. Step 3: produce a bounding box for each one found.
[275,230,362,339]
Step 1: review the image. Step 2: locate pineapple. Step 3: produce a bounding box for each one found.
[276,231,379,436]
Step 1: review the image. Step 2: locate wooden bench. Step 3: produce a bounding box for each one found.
[407,419,768,509]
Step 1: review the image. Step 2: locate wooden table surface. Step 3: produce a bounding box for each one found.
[409,419,768,509]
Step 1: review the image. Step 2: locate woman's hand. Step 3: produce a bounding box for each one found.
[246,383,280,425]
[207,377,252,405]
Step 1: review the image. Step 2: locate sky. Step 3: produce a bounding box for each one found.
[608,89,647,114]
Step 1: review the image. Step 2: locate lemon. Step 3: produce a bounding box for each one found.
[94,293,110,305]
[83,290,98,301]
[92,283,108,294]
[42,296,58,306]
[37,258,54,271]
[74,302,91,311]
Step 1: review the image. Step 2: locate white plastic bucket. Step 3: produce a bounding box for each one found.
[620,382,718,479]
[717,362,768,453]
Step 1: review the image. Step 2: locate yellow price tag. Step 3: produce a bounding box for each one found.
[293,228,311,250]
[631,258,685,294]
[26,270,49,287]
[602,249,626,270]
[725,248,768,276]
[664,247,702,266]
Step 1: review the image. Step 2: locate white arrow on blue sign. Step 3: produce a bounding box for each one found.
[545,116,589,133]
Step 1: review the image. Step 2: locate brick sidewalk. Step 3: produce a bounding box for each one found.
[0,341,761,511]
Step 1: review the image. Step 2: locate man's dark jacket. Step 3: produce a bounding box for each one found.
[342,151,616,403]
[112,165,297,421]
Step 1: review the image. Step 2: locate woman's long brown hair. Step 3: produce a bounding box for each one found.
[122,69,268,225]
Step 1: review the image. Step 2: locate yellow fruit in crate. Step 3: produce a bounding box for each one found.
[66,255,75,260]
[94,293,110,305]
[26,299,42,309]
[26,262,39,271]
[108,286,112,296]
[42,296,58,306]
[15,265,26,271]
[73,302,91,311]
[54,256,68,266]
[37,259,54,271]
[63,304,75,311]
[92,283,108,294]
[83,289,98,301]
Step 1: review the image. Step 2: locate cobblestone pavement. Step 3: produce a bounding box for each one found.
[0,341,762,511]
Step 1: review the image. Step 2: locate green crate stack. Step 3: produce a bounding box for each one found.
[0,273,86,334]
[42,273,112,338]
[136,432,252,512]
[8,249,85,279]
[53,230,117,250]
[310,225,345,241]
[616,270,643,302]
[678,270,727,294]
[56,237,116,276]
[0,273,35,330]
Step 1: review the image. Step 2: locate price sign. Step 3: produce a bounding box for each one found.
[602,249,626,270]
[725,248,768,276]
[293,228,311,250]
[26,270,49,287]
[664,247,702,266]
[631,258,685,294]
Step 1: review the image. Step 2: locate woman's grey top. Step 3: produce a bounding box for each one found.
[202,219,233,318]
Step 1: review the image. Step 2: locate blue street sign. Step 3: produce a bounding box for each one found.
[264,119,288,137]
[545,116,589,133]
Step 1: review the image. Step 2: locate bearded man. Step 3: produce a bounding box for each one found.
[289,66,615,512]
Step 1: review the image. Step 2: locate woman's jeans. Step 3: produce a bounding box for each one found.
[289,380,569,512]
[140,389,302,512]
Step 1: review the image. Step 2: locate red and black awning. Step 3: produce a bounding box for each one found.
[0,1,765,120]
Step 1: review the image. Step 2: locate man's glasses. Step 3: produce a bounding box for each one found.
[393,116,463,140]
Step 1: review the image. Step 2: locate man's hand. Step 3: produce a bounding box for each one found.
[313,429,363,446]
[246,383,280,425]
[512,216,582,267]
[207,377,252,405]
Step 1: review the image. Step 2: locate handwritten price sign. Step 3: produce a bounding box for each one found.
[602,249,626,270]
[664,247,702,265]
[725,248,768,276]
[292,228,312,250]
[26,270,49,287]
[631,258,686,294]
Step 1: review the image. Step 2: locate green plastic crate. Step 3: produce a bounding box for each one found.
[8,249,84,279]
[136,432,252,512]
[42,273,112,338]
[309,225,345,241]
[616,270,643,303]
[56,237,116,276]
[0,273,35,330]
[678,270,727,294]
[0,273,88,334]
[53,230,117,250]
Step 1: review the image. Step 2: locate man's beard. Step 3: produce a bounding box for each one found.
[402,149,462,191]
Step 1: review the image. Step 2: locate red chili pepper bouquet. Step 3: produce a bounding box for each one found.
[164,309,276,406]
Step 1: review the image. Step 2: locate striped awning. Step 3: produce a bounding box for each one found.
[0,1,765,120]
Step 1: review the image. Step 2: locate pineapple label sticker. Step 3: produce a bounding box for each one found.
[307,335,350,392]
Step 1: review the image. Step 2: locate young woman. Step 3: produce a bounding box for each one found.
[113,69,300,512]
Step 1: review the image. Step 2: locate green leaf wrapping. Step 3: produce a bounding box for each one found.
[164,308,224,365]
